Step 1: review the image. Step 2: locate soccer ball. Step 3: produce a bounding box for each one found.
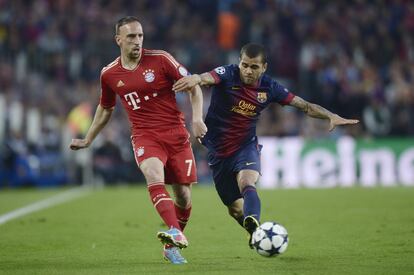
[252,222,289,257]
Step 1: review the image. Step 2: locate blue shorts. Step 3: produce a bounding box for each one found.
[207,140,262,206]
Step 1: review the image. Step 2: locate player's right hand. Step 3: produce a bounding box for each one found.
[173,75,201,92]
[328,114,359,131]
[69,139,90,150]
[192,119,207,144]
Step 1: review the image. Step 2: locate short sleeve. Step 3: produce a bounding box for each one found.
[160,51,190,81]
[99,72,116,109]
[270,80,295,105]
[209,64,236,85]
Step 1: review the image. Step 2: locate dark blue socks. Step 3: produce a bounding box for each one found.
[242,185,261,222]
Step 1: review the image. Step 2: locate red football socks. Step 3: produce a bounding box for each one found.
[148,182,180,229]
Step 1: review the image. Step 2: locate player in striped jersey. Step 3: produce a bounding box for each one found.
[173,43,358,248]
[70,16,207,264]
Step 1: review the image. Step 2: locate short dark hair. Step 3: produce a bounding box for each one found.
[115,16,140,35]
[240,43,267,63]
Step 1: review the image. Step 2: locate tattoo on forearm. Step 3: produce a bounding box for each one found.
[291,96,333,119]
[306,104,334,119]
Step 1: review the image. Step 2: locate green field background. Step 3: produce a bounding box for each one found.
[1,186,413,275]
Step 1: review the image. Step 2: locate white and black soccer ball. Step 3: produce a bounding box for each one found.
[252,222,288,257]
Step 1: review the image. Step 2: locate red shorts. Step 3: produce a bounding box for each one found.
[131,127,197,184]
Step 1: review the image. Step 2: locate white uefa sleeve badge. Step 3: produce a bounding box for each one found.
[214,66,226,75]
[179,66,188,76]
[136,147,145,157]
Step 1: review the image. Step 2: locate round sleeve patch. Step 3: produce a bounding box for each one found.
[179,66,188,76]
[214,66,226,75]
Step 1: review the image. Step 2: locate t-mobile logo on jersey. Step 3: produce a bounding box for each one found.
[124,91,158,110]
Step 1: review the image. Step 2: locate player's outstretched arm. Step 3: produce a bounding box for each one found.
[188,85,207,142]
[69,104,114,150]
[173,72,216,92]
[289,96,359,131]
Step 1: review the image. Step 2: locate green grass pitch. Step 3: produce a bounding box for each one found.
[0,185,413,274]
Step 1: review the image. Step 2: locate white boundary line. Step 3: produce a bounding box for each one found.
[0,187,91,225]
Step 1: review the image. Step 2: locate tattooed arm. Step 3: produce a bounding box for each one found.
[172,72,216,91]
[289,96,359,131]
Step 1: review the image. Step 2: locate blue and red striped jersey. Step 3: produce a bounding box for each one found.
[203,64,295,158]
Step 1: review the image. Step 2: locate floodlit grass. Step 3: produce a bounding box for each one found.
[0,185,413,274]
[0,188,62,214]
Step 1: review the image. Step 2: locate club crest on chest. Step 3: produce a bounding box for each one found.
[143,69,155,83]
[257,92,267,103]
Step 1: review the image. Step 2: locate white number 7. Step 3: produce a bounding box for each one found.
[185,159,192,176]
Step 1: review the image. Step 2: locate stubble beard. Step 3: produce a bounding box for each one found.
[128,50,140,61]
[242,74,254,85]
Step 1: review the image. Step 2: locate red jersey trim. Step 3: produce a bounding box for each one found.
[280,92,295,105]
[101,57,120,75]
[209,70,221,84]
[145,50,180,68]
[99,102,115,109]
[145,49,179,64]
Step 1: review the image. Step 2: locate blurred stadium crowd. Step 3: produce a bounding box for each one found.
[1,0,413,187]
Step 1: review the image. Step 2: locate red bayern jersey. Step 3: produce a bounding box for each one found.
[100,49,190,135]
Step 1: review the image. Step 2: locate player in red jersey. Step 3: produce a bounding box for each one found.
[69,16,207,264]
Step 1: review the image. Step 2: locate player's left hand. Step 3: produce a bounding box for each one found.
[329,114,359,131]
[173,75,201,92]
[192,119,207,143]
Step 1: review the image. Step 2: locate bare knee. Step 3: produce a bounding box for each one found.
[144,168,163,182]
[140,158,164,183]
[237,170,259,191]
[238,178,255,190]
